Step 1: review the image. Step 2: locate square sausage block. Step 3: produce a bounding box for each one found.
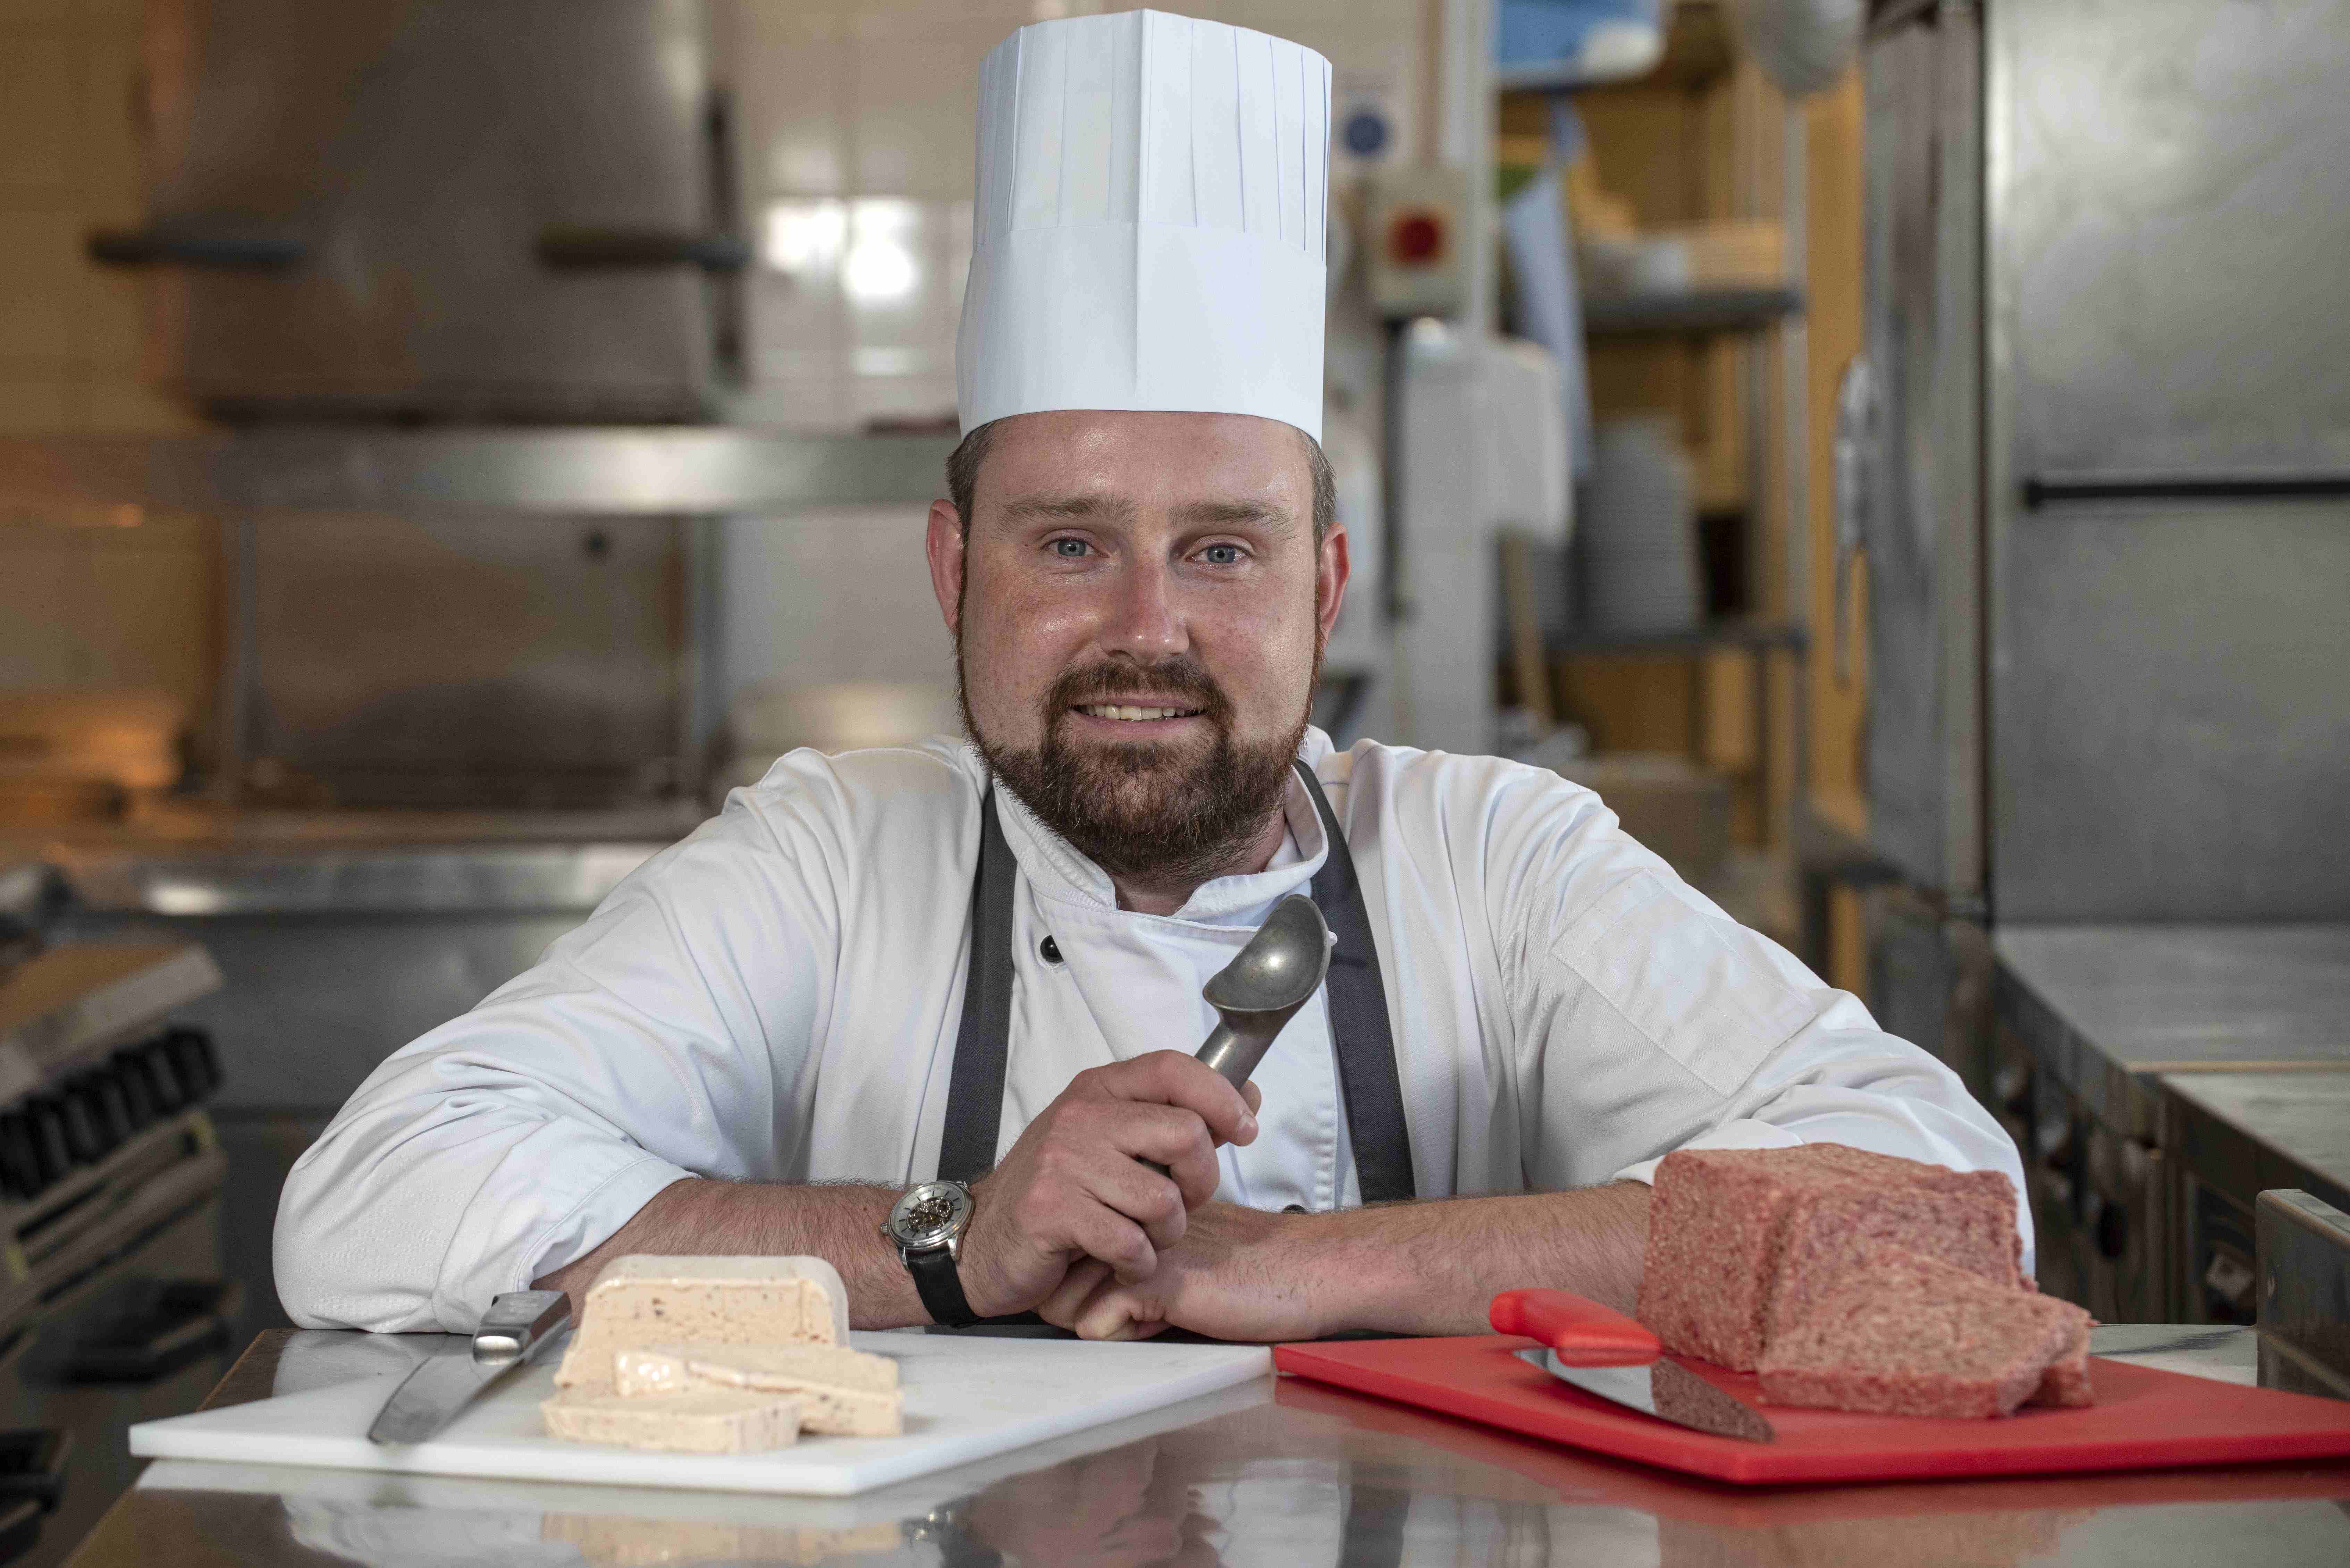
[1637,1144,2024,1371]
[2030,1314,2096,1408]
[1759,1249,2090,1418]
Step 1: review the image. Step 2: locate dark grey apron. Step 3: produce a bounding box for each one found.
[935,758,1417,1202]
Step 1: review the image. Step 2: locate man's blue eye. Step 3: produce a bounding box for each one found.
[1203,545,1241,565]
[1052,538,1088,557]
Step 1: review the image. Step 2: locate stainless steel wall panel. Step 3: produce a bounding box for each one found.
[1985,0,2350,920]
[138,0,722,420]
[1989,496,2350,919]
[238,513,689,809]
[1995,0,2350,482]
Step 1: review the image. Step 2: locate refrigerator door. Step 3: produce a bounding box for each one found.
[1858,1,1984,903]
[1985,0,2350,920]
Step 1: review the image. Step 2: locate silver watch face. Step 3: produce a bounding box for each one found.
[890,1181,973,1250]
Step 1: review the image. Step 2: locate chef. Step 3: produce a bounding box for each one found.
[275,9,2026,1342]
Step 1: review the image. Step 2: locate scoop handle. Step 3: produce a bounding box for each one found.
[1489,1288,1661,1367]
[1189,1019,1245,1086]
[1141,1022,1249,1180]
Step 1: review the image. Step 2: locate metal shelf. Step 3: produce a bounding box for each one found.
[1582,287,1804,338]
[0,428,958,517]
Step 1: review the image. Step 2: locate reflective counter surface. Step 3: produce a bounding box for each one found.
[64,1326,2350,1568]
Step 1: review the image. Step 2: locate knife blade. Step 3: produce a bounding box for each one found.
[1511,1346,1775,1443]
[1490,1287,1774,1444]
[368,1290,571,1445]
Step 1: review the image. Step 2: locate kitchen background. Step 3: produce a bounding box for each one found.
[1,1,2346,1561]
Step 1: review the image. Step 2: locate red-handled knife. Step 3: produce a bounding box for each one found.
[1489,1289,1775,1443]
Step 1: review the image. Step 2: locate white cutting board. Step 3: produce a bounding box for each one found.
[129,1331,1271,1496]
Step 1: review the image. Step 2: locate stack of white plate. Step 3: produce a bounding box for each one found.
[1577,417,1702,633]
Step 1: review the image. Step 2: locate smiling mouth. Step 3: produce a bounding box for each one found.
[1072,703,1205,723]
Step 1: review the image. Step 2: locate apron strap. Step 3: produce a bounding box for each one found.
[1291,757,1417,1203]
[937,787,1016,1186]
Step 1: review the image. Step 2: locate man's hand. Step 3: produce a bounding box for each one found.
[1036,1203,1321,1342]
[957,1051,1261,1320]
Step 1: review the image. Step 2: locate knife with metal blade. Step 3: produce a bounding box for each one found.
[1490,1288,1775,1444]
[368,1290,571,1445]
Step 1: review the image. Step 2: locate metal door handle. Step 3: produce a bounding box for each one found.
[85,227,304,270]
[1830,355,1879,688]
[2024,471,2350,507]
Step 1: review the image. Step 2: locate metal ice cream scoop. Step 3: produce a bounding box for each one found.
[1141,895,1332,1180]
[1194,894,1333,1088]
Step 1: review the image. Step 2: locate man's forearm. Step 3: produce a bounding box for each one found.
[1301,1182,1651,1336]
[531,1178,930,1328]
[529,1175,1650,1342]
[1049,1180,1652,1341]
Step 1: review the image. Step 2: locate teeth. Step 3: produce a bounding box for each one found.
[1080,704,1193,722]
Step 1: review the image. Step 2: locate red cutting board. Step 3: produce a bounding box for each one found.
[1273,1335,2350,1485]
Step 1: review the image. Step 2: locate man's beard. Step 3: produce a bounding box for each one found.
[959,647,1315,894]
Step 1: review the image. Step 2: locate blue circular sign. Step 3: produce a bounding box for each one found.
[1342,109,1390,157]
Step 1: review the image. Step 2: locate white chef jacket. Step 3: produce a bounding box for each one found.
[274,729,2030,1332]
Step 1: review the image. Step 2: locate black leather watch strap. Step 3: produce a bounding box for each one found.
[906,1244,978,1328]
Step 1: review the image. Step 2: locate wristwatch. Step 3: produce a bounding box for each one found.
[884,1180,979,1327]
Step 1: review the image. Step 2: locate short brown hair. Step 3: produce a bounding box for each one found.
[946,419,1337,540]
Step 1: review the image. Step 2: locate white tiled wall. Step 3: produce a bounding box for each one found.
[717,0,1425,432]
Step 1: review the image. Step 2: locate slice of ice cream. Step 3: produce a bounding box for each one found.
[1638,1144,2023,1371]
[541,1387,802,1453]
[554,1255,849,1394]
[1758,1250,2091,1418]
[615,1343,902,1436]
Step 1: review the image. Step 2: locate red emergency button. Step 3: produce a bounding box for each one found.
[1389,209,1446,265]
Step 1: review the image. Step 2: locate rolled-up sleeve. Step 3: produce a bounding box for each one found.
[273,783,846,1332]
[1492,776,2033,1270]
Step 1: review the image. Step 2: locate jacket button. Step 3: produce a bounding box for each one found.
[1039,936,1062,964]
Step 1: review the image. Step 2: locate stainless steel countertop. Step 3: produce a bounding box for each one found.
[2162,1073,2350,1214]
[58,1325,2350,1567]
[1993,924,2350,1133]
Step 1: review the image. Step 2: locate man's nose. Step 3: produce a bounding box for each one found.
[1096,552,1186,661]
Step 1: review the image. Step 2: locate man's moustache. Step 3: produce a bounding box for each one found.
[1044,662,1232,725]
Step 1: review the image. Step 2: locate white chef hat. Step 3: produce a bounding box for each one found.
[956,9,1332,443]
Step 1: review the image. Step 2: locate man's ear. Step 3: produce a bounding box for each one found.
[926,498,966,638]
[1315,520,1351,644]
